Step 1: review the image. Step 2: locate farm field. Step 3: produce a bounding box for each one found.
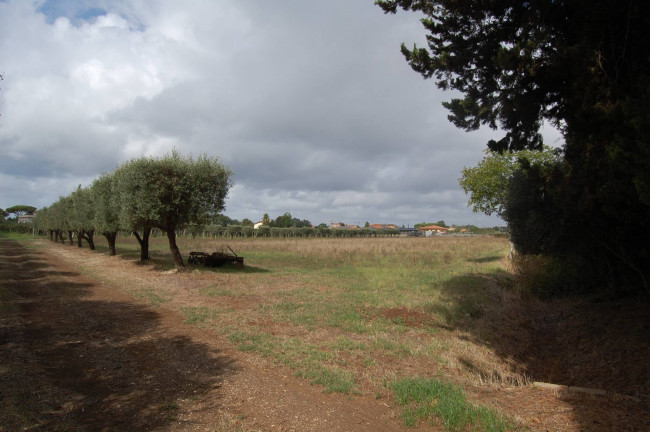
[1,234,648,431]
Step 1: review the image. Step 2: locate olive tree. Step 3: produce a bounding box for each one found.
[48,197,74,244]
[91,173,120,256]
[115,151,232,268]
[69,186,96,249]
[114,157,157,261]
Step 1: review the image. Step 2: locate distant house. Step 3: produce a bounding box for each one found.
[369,223,399,230]
[330,222,346,229]
[418,224,450,237]
[17,214,35,224]
[398,227,420,236]
[253,221,264,229]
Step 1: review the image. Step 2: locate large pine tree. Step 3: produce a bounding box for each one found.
[379,0,650,293]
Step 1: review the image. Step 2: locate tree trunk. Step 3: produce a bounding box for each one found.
[103,232,117,256]
[166,228,185,269]
[67,231,74,245]
[76,231,83,248]
[82,229,95,250]
[133,227,151,261]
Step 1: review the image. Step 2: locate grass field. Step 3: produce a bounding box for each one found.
[5,232,648,431]
[70,233,522,430]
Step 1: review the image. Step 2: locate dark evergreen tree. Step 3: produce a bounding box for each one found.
[378,0,650,294]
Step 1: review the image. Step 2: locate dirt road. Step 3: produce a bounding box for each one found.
[0,239,419,431]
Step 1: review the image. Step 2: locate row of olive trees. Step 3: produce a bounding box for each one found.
[35,151,233,269]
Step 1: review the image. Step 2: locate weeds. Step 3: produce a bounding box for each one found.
[225,328,357,394]
[134,287,168,307]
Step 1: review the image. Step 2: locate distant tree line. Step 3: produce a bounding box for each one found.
[0,205,38,233]
[188,223,400,239]
[34,151,232,269]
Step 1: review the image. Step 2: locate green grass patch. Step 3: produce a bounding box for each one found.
[133,287,168,307]
[0,232,44,241]
[391,377,513,431]
[372,335,413,357]
[271,299,369,333]
[227,329,276,356]
[180,306,218,324]
[275,337,332,366]
[296,364,356,394]
[329,336,367,352]
[273,301,318,327]
[224,328,356,394]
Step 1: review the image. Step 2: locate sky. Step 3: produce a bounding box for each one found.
[0,0,563,227]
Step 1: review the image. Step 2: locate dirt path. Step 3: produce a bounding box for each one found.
[0,239,416,431]
[1,238,649,431]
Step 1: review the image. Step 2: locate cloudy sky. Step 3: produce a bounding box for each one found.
[0,0,560,227]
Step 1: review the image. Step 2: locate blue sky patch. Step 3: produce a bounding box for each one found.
[37,0,107,25]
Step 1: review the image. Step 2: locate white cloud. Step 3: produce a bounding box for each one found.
[0,0,510,227]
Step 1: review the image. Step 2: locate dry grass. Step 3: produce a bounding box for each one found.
[73,235,531,391]
[41,235,552,430]
[7,234,649,431]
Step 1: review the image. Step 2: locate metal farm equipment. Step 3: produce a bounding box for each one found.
[188,246,244,267]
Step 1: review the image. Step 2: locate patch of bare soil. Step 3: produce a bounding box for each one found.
[1,238,649,431]
[379,307,451,329]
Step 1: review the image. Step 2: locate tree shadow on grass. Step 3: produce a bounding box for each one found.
[0,239,236,431]
[466,255,502,263]
[63,237,268,274]
[426,271,650,431]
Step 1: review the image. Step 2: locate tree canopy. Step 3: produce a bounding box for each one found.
[35,151,232,269]
[459,147,562,217]
[114,151,232,268]
[379,0,650,294]
[5,205,37,219]
[91,173,121,255]
[69,185,96,249]
[377,0,650,152]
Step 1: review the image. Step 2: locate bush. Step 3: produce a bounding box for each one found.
[226,225,242,238]
[511,253,604,298]
[242,226,254,238]
[0,220,34,234]
[505,160,650,297]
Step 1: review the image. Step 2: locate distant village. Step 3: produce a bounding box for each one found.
[322,222,463,236]
[1,205,506,237]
